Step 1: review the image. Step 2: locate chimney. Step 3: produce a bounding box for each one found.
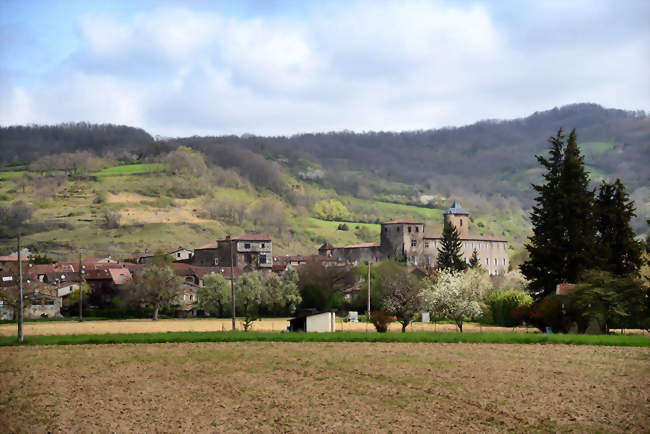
[225,235,231,240]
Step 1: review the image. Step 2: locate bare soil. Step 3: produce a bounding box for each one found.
[1,342,648,433]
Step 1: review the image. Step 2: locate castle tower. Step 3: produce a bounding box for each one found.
[443,200,470,237]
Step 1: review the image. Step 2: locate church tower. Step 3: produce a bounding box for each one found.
[443,200,470,237]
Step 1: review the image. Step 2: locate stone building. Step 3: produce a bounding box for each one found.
[192,234,272,270]
[319,201,509,275]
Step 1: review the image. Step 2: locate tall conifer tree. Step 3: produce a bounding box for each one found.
[557,129,597,283]
[521,129,566,297]
[437,223,467,272]
[594,179,643,276]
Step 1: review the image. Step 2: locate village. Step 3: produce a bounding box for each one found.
[0,201,509,325]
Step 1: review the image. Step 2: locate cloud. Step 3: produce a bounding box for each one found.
[0,1,647,136]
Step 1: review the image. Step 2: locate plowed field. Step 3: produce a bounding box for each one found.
[1,342,648,432]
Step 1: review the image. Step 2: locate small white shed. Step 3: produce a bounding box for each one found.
[289,311,336,332]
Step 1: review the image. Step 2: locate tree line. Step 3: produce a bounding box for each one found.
[521,129,648,333]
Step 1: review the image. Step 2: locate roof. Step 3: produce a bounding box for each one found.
[108,268,132,285]
[423,233,507,242]
[556,283,577,296]
[443,200,470,216]
[382,219,423,225]
[0,256,27,262]
[342,242,380,249]
[219,234,272,242]
[196,242,219,250]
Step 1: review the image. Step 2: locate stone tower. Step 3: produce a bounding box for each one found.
[443,200,470,237]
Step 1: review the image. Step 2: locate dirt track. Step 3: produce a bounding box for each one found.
[0,318,546,336]
[1,342,648,432]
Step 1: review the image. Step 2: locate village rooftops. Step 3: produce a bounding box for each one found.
[382,219,424,225]
[444,200,470,216]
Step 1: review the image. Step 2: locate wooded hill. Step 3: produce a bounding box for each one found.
[0,103,648,259]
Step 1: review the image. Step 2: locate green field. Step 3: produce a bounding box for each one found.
[0,170,26,180]
[92,163,166,177]
[1,330,648,347]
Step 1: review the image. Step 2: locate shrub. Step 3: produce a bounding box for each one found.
[100,210,121,229]
[529,294,565,332]
[369,310,393,333]
[93,190,107,204]
[488,290,533,327]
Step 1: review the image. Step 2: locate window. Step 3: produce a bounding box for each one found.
[494,258,497,265]
[397,227,400,232]
[177,252,181,258]
[433,241,437,248]
[485,258,489,265]
[464,257,468,263]
[260,254,267,264]
[424,241,429,248]
[503,258,507,265]
[460,219,463,227]
[408,226,412,233]
[463,242,467,248]
[416,226,419,233]
[261,243,265,248]
[244,243,251,249]
[411,239,417,247]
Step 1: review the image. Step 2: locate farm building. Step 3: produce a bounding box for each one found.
[289,311,337,332]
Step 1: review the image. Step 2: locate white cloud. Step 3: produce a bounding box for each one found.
[0,1,647,136]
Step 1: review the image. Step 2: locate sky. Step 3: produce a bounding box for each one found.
[0,0,648,137]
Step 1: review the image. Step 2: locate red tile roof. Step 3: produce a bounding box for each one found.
[109,268,132,285]
[556,283,577,296]
[0,256,27,262]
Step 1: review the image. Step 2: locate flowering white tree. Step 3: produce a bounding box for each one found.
[422,269,491,332]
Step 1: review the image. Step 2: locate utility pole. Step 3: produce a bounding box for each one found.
[17,234,23,344]
[230,236,236,331]
[367,261,371,324]
[78,250,83,321]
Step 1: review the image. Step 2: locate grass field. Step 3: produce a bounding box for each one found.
[92,163,166,177]
[1,342,648,432]
[0,170,25,180]
[0,318,647,347]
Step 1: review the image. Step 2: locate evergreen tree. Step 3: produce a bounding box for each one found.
[594,179,643,276]
[521,129,567,297]
[437,223,467,272]
[469,248,480,268]
[558,129,597,283]
[521,129,597,298]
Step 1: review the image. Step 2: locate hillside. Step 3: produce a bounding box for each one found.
[0,103,648,260]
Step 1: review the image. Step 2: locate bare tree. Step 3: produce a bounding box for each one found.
[128,253,184,320]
